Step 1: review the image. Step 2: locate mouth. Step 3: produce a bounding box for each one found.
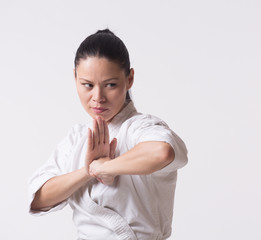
[92,107,108,114]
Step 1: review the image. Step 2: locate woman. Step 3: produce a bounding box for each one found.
[28,29,188,240]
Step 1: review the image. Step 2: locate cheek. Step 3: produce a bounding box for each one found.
[110,89,126,102]
[77,86,91,103]
[116,85,127,97]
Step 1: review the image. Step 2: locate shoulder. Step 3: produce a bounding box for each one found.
[120,112,173,145]
[124,112,170,130]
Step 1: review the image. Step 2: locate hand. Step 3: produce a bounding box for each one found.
[85,117,117,173]
[89,157,116,185]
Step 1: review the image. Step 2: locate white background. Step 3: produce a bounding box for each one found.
[0,0,260,239]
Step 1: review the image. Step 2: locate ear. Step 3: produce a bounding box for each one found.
[127,68,134,90]
[73,69,77,82]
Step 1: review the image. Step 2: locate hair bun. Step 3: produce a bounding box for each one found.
[95,29,115,35]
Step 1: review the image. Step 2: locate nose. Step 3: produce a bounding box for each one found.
[92,86,106,103]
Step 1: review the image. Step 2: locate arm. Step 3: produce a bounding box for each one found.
[108,141,175,175]
[31,117,117,211]
[89,141,175,183]
[31,167,91,211]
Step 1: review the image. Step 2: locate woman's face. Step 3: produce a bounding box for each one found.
[74,57,134,122]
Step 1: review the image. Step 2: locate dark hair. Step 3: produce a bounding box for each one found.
[74,29,130,76]
[74,29,131,100]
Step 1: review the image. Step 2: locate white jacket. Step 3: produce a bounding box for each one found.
[28,101,188,240]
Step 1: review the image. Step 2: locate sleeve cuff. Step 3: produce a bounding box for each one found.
[28,174,68,216]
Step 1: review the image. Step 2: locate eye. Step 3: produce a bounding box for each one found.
[106,83,116,88]
[82,83,93,88]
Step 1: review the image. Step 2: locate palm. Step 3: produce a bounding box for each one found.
[86,140,110,164]
[85,117,116,171]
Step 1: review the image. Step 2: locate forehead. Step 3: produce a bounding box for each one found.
[76,57,124,79]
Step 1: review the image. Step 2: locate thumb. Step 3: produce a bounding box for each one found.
[109,138,117,159]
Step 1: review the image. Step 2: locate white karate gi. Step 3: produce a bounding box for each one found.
[28,100,188,240]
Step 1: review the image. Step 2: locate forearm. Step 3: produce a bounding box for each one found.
[102,141,175,175]
[31,167,92,211]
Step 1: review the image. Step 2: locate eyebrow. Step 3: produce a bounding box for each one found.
[79,77,119,82]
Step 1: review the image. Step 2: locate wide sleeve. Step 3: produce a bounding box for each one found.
[28,126,76,216]
[129,115,188,173]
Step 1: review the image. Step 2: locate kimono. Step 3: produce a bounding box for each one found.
[28,100,188,240]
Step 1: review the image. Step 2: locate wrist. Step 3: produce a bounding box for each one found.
[80,166,93,181]
[101,160,115,176]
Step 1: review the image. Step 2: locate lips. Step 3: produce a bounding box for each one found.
[92,107,108,114]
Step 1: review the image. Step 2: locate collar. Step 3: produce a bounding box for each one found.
[108,100,137,138]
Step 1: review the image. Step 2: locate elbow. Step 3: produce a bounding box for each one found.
[30,193,45,212]
[30,189,53,212]
[30,198,54,212]
[30,191,41,211]
[153,141,188,172]
[156,142,175,167]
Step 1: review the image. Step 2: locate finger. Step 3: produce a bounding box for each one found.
[96,176,104,184]
[109,138,117,159]
[87,128,93,151]
[89,169,94,177]
[104,120,109,144]
[97,117,104,144]
[93,119,99,148]
[90,170,103,183]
